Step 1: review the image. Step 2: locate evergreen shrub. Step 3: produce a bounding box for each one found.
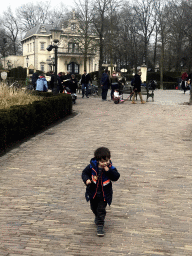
[8,66,27,80]
[162,82,177,90]
[0,93,72,151]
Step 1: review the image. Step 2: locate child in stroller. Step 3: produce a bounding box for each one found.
[64,87,77,104]
[113,89,124,104]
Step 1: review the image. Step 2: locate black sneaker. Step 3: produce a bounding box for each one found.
[97,225,104,236]
[86,96,89,98]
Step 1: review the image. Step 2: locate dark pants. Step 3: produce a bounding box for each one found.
[90,196,107,226]
[102,89,108,100]
[32,83,36,90]
[82,83,88,97]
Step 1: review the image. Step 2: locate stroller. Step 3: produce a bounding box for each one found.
[112,88,124,104]
[64,87,77,104]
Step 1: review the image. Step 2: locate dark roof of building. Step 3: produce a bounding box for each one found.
[22,24,60,40]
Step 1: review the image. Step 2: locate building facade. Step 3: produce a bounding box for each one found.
[1,15,99,75]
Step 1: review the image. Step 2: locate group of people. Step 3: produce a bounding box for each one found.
[31,69,146,105]
[31,71,78,94]
[100,69,145,104]
[100,69,125,101]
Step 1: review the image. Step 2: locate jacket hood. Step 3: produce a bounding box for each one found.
[90,158,97,169]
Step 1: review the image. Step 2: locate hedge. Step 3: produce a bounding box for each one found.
[0,93,72,151]
[162,82,177,90]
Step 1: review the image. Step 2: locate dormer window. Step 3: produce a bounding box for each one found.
[40,26,47,33]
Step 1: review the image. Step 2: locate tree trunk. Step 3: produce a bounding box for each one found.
[160,42,164,89]
[98,31,103,86]
[189,87,192,105]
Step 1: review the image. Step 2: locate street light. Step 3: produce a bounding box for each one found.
[26,56,29,77]
[47,27,62,95]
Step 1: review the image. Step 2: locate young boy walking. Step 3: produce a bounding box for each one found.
[82,147,120,236]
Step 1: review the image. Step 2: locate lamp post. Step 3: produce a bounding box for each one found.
[47,27,62,95]
[26,56,29,77]
[140,57,147,83]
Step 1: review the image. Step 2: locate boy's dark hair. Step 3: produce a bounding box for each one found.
[94,147,111,161]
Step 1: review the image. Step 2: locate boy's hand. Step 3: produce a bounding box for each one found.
[104,166,109,171]
[86,179,91,185]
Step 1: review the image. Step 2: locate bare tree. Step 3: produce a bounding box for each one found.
[74,0,98,71]
[181,0,192,104]
[92,0,113,80]
[165,1,186,71]
[155,0,170,89]
[119,5,145,73]
[47,5,70,27]
[131,0,157,65]
[16,1,51,32]
[103,0,121,72]
[0,8,20,55]
[0,29,7,57]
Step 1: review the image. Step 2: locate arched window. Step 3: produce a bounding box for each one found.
[67,62,79,74]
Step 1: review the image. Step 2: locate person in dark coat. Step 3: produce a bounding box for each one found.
[110,71,119,100]
[69,74,78,93]
[50,73,62,93]
[100,69,110,100]
[82,147,120,236]
[32,72,39,90]
[131,72,145,104]
[81,70,92,98]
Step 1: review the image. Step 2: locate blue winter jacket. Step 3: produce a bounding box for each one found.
[36,77,48,91]
[82,158,120,205]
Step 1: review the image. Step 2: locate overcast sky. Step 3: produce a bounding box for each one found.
[1,0,75,15]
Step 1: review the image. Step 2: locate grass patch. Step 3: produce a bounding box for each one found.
[0,83,41,110]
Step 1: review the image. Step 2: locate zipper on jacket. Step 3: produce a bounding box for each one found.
[101,172,106,201]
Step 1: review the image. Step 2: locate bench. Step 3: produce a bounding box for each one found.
[133,86,154,102]
[146,86,154,102]
[122,84,133,100]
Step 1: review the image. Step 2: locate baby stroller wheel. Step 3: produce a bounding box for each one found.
[114,98,120,104]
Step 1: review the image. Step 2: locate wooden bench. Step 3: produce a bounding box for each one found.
[122,84,133,100]
[133,86,154,102]
[146,86,154,102]
[122,84,154,102]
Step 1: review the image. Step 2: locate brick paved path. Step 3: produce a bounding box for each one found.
[1,90,192,256]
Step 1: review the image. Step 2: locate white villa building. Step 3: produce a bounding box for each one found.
[1,14,100,75]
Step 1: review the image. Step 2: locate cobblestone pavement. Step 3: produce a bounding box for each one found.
[1,90,192,256]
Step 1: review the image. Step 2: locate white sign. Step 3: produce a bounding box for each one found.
[1,72,7,80]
